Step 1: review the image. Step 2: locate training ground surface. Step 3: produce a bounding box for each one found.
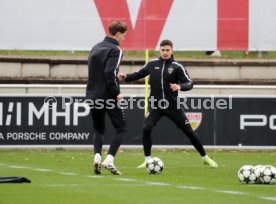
[0,149,275,204]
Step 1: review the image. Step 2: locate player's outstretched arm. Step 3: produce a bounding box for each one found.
[125,63,150,82]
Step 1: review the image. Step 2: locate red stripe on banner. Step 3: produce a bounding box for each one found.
[217,0,249,50]
[94,0,173,50]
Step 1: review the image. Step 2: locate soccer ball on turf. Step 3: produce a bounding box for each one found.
[146,157,164,174]
[259,165,276,184]
[253,165,263,184]
[238,165,259,184]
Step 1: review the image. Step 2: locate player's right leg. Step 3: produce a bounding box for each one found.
[101,105,127,175]
[137,109,162,168]
[102,156,122,175]
[166,108,218,168]
[203,155,218,168]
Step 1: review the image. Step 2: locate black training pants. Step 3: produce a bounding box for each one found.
[90,104,126,156]
[143,108,206,157]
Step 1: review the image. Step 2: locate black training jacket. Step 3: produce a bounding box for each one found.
[86,37,122,100]
[125,56,193,105]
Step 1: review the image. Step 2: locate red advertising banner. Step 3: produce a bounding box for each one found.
[217,0,249,50]
[94,0,173,50]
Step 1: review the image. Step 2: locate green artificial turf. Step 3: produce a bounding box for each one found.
[0,149,275,204]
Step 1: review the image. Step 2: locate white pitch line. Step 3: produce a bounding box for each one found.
[58,172,77,176]
[260,197,276,201]
[41,183,151,187]
[33,168,53,172]
[215,190,249,195]
[43,184,79,187]
[113,178,137,182]
[87,175,104,179]
[105,184,151,187]
[7,165,52,172]
[8,165,31,169]
[144,181,171,186]
[177,185,206,190]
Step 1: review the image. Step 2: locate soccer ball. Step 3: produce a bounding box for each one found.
[238,165,259,184]
[259,165,276,184]
[253,165,263,184]
[146,157,164,174]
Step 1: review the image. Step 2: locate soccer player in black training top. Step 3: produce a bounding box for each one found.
[86,20,128,175]
[119,40,218,168]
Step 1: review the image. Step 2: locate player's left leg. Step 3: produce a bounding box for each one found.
[165,108,218,168]
[106,105,126,157]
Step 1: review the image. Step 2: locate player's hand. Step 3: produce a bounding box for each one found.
[118,72,126,81]
[170,83,181,92]
[116,94,124,101]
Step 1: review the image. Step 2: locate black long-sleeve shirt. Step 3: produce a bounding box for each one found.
[86,37,122,100]
[125,56,193,105]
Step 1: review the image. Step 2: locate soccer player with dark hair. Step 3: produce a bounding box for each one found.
[119,39,218,168]
[86,20,128,175]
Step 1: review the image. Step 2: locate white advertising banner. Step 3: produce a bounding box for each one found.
[249,0,276,51]
[0,0,275,51]
[160,0,217,51]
